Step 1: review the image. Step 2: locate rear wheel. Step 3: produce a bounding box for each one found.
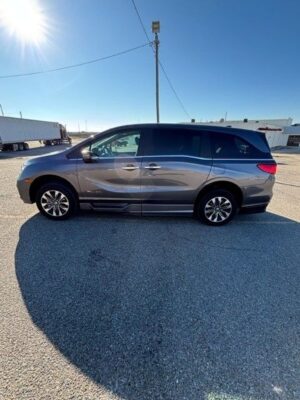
[36,183,77,220]
[196,189,237,226]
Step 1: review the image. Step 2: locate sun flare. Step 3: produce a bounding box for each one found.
[0,0,48,45]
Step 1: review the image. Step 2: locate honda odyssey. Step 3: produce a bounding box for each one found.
[17,124,277,226]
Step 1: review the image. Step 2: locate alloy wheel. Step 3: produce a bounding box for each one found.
[40,190,70,217]
[204,196,232,223]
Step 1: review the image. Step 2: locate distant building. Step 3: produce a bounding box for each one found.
[185,118,300,148]
[284,124,300,146]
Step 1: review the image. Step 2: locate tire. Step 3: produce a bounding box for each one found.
[36,182,77,220]
[196,189,237,226]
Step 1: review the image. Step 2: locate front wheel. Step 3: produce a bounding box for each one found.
[36,183,77,220]
[196,189,237,226]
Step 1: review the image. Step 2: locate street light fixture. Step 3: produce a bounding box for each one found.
[152,21,160,33]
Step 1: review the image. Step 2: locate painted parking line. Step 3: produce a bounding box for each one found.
[236,220,298,224]
[0,213,37,219]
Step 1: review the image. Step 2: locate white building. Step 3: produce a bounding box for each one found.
[187,118,300,148]
[283,124,300,146]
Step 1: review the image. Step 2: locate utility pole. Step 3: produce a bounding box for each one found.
[0,104,4,116]
[152,21,160,123]
[20,111,23,118]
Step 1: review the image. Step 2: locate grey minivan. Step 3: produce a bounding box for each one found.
[17,124,277,226]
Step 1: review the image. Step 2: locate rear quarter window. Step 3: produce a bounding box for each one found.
[212,133,269,159]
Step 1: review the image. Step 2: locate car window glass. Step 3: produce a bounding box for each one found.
[213,133,261,158]
[145,128,210,158]
[89,131,140,157]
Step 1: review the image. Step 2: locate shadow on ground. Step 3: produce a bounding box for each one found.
[15,212,300,399]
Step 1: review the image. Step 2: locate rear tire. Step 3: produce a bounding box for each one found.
[196,189,237,226]
[36,182,77,220]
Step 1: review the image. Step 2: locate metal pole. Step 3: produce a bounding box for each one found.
[0,104,4,116]
[154,32,160,123]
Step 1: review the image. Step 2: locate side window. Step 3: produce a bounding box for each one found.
[89,131,140,157]
[212,133,261,159]
[144,128,210,158]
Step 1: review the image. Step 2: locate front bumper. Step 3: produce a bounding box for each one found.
[17,178,33,204]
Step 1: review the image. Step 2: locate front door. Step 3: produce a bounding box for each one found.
[77,129,142,213]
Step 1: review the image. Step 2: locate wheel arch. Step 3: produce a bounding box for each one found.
[195,180,243,210]
[30,175,78,203]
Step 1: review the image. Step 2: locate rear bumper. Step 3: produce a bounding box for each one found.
[240,203,268,214]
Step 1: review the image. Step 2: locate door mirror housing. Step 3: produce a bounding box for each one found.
[82,149,95,163]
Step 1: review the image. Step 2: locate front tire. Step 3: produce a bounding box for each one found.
[36,183,77,220]
[196,189,237,226]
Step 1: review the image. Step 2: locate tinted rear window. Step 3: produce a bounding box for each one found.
[212,133,269,159]
[143,128,211,158]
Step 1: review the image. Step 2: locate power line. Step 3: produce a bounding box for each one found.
[130,0,191,119]
[0,42,151,79]
[158,62,191,119]
[131,0,152,43]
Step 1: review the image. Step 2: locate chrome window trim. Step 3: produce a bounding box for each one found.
[211,158,273,161]
[142,155,211,160]
[71,154,272,162]
[71,154,211,161]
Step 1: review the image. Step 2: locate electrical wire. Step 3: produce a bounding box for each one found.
[131,0,152,43]
[130,0,191,119]
[0,42,151,79]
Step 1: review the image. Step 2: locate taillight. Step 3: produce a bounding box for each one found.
[257,163,277,175]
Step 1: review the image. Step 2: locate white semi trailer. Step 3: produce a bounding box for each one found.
[0,116,71,151]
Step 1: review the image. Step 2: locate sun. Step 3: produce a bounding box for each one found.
[0,0,48,45]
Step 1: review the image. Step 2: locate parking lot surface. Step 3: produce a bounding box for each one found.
[0,143,299,400]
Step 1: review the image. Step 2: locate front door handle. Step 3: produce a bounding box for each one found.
[144,163,161,170]
[122,164,139,171]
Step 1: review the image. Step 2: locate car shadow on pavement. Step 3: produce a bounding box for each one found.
[15,212,300,400]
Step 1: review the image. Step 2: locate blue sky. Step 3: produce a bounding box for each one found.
[0,0,299,131]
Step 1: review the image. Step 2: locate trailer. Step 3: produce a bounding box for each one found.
[0,116,71,151]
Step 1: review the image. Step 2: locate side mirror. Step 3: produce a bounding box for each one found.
[81,149,95,163]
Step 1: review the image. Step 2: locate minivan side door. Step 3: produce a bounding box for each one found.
[140,127,212,215]
[77,129,142,213]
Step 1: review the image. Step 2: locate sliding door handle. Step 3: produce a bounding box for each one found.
[144,163,161,170]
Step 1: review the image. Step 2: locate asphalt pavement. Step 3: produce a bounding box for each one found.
[0,144,299,400]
